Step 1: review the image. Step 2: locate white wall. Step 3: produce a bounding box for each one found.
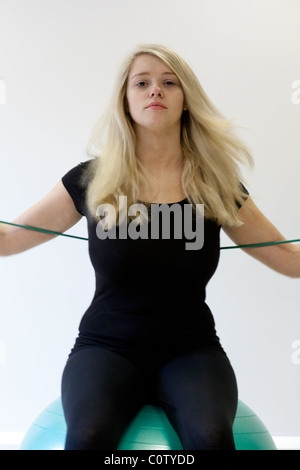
[0,0,299,445]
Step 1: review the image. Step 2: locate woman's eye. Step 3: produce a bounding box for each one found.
[135,80,177,87]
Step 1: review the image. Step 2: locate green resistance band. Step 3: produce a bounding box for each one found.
[0,220,299,250]
[0,220,88,242]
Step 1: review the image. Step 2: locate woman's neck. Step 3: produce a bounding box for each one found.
[134,129,186,203]
[135,128,183,175]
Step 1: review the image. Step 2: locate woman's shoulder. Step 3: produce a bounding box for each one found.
[61,159,96,216]
[63,159,95,183]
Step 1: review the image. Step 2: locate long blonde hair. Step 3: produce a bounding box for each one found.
[86,43,253,225]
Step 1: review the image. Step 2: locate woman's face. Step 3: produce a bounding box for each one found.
[126,54,185,135]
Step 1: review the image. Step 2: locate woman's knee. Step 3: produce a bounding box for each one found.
[64,417,120,450]
[181,419,236,450]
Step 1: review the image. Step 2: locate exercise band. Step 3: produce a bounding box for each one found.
[0,220,88,241]
[0,220,299,250]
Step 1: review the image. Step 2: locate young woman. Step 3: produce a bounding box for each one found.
[1,44,299,450]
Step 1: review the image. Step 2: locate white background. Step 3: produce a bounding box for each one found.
[0,0,299,447]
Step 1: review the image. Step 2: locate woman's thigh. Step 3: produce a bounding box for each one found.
[61,347,148,449]
[155,348,238,450]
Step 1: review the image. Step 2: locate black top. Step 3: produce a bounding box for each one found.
[62,160,246,365]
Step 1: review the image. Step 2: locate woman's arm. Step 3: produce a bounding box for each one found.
[0,180,82,256]
[223,197,300,278]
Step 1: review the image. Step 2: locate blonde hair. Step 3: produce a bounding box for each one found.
[86,43,253,225]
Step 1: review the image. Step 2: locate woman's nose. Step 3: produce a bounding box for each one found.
[150,84,163,97]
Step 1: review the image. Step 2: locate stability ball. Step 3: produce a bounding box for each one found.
[20,397,276,450]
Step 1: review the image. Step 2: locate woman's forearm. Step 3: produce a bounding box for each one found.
[287,244,300,278]
[0,223,9,256]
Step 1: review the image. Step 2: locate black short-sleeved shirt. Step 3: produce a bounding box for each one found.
[62,160,243,364]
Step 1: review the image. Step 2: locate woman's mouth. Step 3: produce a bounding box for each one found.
[146,102,167,110]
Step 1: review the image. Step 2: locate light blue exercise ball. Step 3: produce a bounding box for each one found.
[20,397,276,450]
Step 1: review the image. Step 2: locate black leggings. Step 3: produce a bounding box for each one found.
[61,347,238,450]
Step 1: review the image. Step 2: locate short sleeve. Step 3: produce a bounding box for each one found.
[61,160,92,216]
[234,182,249,209]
